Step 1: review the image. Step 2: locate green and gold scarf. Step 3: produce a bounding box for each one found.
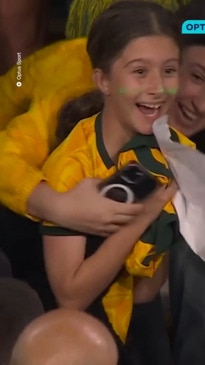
[101,127,193,343]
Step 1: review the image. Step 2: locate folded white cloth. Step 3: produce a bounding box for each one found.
[153,115,205,261]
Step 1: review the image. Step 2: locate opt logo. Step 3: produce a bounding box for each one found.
[182,20,205,34]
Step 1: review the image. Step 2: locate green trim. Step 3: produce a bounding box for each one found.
[138,210,179,266]
[155,213,176,253]
[143,229,184,266]
[140,211,177,255]
[121,128,180,178]
[123,133,173,177]
[134,147,173,178]
[94,115,180,173]
[95,113,114,169]
[40,225,82,237]
[121,134,159,151]
[170,128,180,143]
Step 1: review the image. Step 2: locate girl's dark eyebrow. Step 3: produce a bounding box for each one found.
[125,57,179,67]
[125,58,147,67]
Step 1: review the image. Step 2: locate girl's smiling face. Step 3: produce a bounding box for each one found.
[94,35,179,136]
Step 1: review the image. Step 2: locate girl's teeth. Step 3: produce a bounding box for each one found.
[137,104,160,116]
[140,104,160,109]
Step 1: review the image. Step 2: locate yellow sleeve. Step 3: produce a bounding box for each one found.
[41,122,92,235]
[42,121,91,192]
[0,38,94,131]
[0,93,69,217]
[0,63,29,130]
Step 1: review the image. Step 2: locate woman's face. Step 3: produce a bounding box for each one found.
[171,46,205,136]
[95,35,179,137]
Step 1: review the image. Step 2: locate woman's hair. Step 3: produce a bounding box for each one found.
[57,0,180,144]
[176,0,205,48]
[65,0,118,40]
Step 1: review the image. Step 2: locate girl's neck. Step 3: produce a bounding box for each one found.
[101,105,134,163]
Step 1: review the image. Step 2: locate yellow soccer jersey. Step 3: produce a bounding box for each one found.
[41,112,194,342]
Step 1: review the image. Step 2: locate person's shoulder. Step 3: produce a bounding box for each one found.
[80,114,98,140]
[42,115,98,188]
[43,38,88,59]
[21,38,93,100]
[57,113,97,149]
[23,38,88,64]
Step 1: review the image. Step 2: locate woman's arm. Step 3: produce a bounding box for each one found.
[0,95,62,217]
[43,183,176,310]
[0,101,143,236]
[29,179,143,236]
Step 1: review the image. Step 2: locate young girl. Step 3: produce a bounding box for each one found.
[41,1,192,363]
